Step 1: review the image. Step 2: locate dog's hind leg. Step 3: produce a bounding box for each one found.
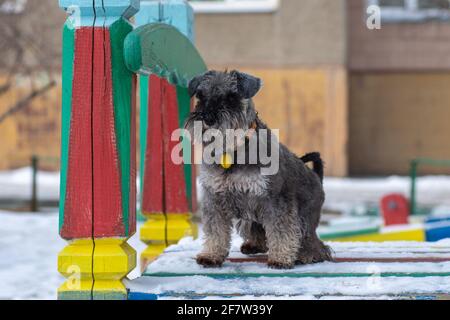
[297,232,333,264]
[237,220,268,255]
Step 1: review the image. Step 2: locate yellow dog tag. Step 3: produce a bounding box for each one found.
[220,153,233,169]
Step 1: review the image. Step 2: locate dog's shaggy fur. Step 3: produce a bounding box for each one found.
[186,70,332,269]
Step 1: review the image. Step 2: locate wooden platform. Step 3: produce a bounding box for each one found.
[126,238,450,300]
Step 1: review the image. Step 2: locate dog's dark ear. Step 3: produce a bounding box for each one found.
[233,71,262,99]
[188,75,202,97]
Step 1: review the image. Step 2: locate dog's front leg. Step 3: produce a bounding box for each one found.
[263,207,302,269]
[197,208,233,268]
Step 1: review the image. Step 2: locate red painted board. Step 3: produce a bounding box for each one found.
[162,80,189,214]
[129,74,137,235]
[60,27,93,239]
[92,28,124,237]
[142,75,164,215]
[381,194,409,226]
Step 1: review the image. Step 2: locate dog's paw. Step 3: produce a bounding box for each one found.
[297,244,334,265]
[240,242,267,255]
[267,260,294,269]
[196,254,224,268]
[295,255,315,265]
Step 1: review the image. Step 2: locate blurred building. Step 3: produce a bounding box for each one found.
[194,0,450,176]
[1,0,450,176]
[0,0,64,170]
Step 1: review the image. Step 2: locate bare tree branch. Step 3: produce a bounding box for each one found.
[0,0,61,99]
[0,80,56,124]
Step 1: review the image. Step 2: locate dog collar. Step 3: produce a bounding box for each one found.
[220,121,257,170]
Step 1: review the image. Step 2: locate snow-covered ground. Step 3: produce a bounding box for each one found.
[0,168,60,202]
[0,210,145,300]
[324,176,450,215]
[1,168,450,299]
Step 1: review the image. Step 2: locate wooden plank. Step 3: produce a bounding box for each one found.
[59,22,75,232]
[319,226,380,240]
[92,27,124,237]
[426,222,450,242]
[176,86,195,212]
[227,256,450,264]
[60,27,94,239]
[145,271,450,279]
[141,75,164,215]
[128,291,450,301]
[162,81,189,214]
[131,239,450,299]
[322,228,425,242]
[142,239,450,279]
[109,18,136,237]
[127,275,450,300]
[139,75,149,200]
[130,73,137,231]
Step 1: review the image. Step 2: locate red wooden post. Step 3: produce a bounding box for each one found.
[57,0,139,300]
[136,0,199,269]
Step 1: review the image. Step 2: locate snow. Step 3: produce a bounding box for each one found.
[124,236,450,299]
[0,0,27,14]
[323,175,450,214]
[2,168,450,299]
[0,167,60,202]
[0,210,145,300]
[0,167,142,208]
[0,211,63,299]
[127,276,450,299]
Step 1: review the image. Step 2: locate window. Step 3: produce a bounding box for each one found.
[188,0,279,14]
[368,0,450,22]
[0,0,27,14]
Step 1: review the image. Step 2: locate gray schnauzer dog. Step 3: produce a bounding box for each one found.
[185,70,332,269]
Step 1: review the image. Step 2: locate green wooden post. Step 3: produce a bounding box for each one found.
[410,159,418,216]
[31,155,38,212]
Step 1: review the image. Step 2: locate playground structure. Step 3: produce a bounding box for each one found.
[57,0,205,299]
[318,191,450,243]
[410,158,450,215]
[56,0,450,300]
[127,239,450,300]
[318,158,450,242]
